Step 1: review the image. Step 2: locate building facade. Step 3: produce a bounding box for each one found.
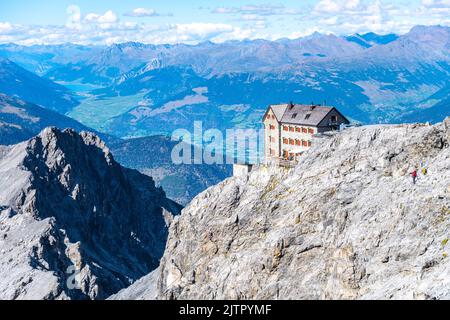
[263,103,350,161]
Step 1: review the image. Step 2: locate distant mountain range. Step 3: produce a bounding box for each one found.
[2,25,448,138]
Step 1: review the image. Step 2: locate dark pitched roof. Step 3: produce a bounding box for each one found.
[282,105,333,126]
[265,103,349,126]
[274,104,332,126]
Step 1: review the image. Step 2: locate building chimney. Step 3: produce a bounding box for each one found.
[289,101,294,109]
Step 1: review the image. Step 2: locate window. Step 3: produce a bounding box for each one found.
[308,141,312,147]
[305,113,311,120]
[292,113,298,119]
[283,126,288,131]
[331,115,338,122]
[289,126,294,132]
[270,149,275,156]
[302,140,308,147]
[295,139,301,146]
[302,127,308,133]
[289,139,294,145]
[308,128,314,134]
[295,127,301,132]
[269,124,275,130]
[283,138,288,144]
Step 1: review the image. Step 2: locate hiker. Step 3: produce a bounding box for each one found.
[411,169,418,185]
[422,167,428,175]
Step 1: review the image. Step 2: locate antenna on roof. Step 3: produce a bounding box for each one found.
[289,101,294,109]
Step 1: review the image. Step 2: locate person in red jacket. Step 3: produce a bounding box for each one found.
[411,169,418,185]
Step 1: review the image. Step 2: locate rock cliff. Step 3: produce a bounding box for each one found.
[0,128,181,299]
[152,119,450,299]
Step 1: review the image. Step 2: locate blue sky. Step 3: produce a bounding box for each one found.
[0,0,449,45]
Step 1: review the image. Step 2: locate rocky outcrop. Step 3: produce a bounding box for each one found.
[108,269,159,300]
[0,127,181,299]
[152,119,450,300]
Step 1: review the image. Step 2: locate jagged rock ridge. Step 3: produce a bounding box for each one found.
[0,127,181,299]
[148,119,450,300]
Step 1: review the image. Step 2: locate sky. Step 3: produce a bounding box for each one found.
[0,0,449,45]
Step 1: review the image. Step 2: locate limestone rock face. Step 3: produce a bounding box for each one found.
[155,119,450,300]
[108,269,159,300]
[0,127,181,300]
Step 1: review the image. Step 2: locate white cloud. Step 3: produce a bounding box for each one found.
[84,10,118,24]
[0,18,246,46]
[314,0,364,13]
[82,10,119,30]
[173,23,234,42]
[314,0,341,13]
[0,2,449,46]
[124,8,159,17]
[66,5,81,30]
[422,0,450,8]
[0,22,13,33]
[308,0,449,35]
[212,4,301,16]
[212,7,236,14]
[345,0,361,10]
